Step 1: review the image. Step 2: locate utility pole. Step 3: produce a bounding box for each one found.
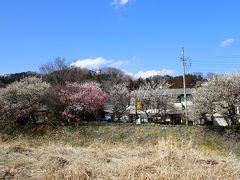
[182,47,188,125]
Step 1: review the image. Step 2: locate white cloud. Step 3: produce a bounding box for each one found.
[70,57,128,70]
[220,38,235,47]
[122,69,133,76]
[71,57,175,79]
[132,69,175,79]
[112,0,129,8]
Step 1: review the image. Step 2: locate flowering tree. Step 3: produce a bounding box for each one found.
[109,83,130,120]
[0,77,50,122]
[131,80,175,119]
[59,82,109,121]
[192,73,240,125]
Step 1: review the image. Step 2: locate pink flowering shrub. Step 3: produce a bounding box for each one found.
[59,82,109,121]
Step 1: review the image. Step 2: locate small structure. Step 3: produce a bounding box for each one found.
[212,113,228,126]
[33,105,48,123]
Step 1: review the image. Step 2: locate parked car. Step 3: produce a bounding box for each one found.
[96,117,113,122]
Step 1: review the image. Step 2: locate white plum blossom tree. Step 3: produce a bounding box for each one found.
[131,80,175,119]
[109,83,130,120]
[0,77,50,122]
[192,73,240,125]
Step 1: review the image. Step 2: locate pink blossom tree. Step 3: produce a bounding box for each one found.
[59,82,109,121]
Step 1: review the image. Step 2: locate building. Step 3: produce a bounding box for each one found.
[104,88,196,124]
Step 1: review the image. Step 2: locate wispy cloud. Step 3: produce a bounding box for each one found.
[111,0,130,8]
[220,38,235,47]
[131,56,137,60]
[70,57,129,70]
[132,69,175,79]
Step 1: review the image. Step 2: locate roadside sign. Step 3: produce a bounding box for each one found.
[136,101,142,110]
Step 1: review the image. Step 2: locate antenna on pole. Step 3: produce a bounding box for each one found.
[182,47,188,125]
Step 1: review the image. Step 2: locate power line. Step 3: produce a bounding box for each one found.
[185,56,240,73]
[191,55,240,59]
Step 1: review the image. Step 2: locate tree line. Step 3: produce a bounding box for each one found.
[1,58,205,89]
[0,58,239,126]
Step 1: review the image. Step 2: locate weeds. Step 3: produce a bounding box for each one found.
[0,123,239,179]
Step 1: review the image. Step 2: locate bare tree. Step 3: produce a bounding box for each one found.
[39,57,70,85]
[40,57,67,74]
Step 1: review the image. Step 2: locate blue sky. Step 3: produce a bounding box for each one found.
[0,0,240,78]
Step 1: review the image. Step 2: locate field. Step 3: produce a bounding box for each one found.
[0,123,240,179]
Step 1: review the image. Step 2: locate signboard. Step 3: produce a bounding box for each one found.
[136,101,142,110]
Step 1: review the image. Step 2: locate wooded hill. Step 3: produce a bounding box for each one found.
[0,68,205,90]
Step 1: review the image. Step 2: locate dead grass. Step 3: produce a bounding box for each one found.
[0,137,239,179]
[0,124,240,179]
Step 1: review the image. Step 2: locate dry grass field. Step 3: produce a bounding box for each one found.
[0,123,240,179]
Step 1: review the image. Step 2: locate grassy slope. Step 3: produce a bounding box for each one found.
[0,123,240,179]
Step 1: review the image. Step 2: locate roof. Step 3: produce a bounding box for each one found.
[104,102,115,111]
[162,88,196,95]
[103,89,196,112]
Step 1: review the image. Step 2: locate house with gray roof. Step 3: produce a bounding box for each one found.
[104,88,196,124]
